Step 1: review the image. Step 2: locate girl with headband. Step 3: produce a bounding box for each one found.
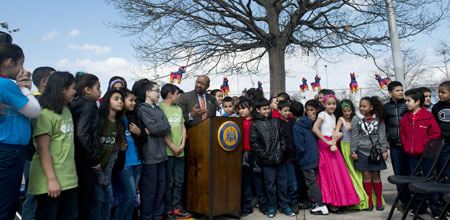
[312,94,360,213]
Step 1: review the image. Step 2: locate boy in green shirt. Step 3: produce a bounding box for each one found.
[159,84,190,220]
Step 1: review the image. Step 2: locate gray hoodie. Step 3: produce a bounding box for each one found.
[350,114,388,156]
[138,103,171,164]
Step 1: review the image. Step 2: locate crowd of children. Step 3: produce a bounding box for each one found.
[1,42,450,220]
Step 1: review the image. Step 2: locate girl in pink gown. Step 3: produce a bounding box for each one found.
[312,94,360,212]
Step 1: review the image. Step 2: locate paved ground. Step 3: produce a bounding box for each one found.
[198,154,439,220]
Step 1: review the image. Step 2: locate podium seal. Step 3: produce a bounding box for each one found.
[217,121,241,151]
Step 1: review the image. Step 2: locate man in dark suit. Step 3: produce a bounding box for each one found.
[177,75,217,128]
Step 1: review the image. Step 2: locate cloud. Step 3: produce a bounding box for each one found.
[68,43,112,56]
[68,29,81,37]
[56,57,129,75]
[42,30,60,40]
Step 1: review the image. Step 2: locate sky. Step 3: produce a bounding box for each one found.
[1,0,449,100]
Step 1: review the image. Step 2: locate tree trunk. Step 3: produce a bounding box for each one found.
[268,46,286,96]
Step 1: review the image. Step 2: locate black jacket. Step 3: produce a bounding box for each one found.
[249,112,287,165]
[432,101,450,142]
[384,98,408,147]
[125,111,148,161]
[279,117,296,161]
[70,96,101,167]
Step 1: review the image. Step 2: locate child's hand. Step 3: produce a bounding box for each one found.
[330,145,337,152]
[382,152,388,160]
[169,143,178,155]
[351,153,358,160]
[16,69,32,90]
[176,144,185,155]
[325,140,334,146]
[47,179,61,198]
[91,163,101,170]
[119,142,128,151]
[344,125,351,132]
[129,123,141,136]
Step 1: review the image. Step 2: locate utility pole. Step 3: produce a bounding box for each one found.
[385,0,405,84]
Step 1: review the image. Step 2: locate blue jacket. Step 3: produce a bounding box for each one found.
[293,115,319,170]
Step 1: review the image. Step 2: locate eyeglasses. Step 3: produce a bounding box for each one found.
[151,89,160,93]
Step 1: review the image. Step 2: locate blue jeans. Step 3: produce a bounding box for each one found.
[262,162,289,210]
[115,165,142,220]
[22,159,37,220]
[164,157,185,212]
[0,143,27,220]
[408,156,439,212]
[286,161,298,205]
[90,182,113,220]
[140,163,166,220]
[390,145,411,204]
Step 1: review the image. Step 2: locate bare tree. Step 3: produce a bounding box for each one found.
[107,0,449,96]
[434,40,450,79]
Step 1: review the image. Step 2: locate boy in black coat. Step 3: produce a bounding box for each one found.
[249,98,294,218]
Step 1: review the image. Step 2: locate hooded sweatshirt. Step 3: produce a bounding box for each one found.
[138,103,171,164]
[400,107,441,157]
[293,115,319,170]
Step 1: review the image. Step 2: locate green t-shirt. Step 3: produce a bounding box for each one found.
[99,117,117,168]
[28,107,78,195]
[159,103,185,157]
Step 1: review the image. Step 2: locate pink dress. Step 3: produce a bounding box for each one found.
[316,112,360,206]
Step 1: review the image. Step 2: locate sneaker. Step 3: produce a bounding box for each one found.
[260,209,268,215]
[409,209,427,216]
[164,212,178,220]
[267,209,276,218]
[240,210,253,217]
[376,204,384,211]
[173,208,191,219]
[310,204,329,215]
[282,208,295,217]
[395,202,407,213]
[290,203,299,214]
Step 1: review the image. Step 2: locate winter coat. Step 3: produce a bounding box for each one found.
[69,96,101,167]
[138,103,171,164]
[279,117,296,161]
[249,112,287,165]
[350,114,388,157]
[400,107,441,157]
[384,98,408,147]
[292,115,319,170]
[432,101,450,142]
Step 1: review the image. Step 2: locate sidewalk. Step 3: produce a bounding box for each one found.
[198,156,437,220]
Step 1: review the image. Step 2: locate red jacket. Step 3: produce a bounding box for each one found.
[400,107,441,157]
[243,118,253,151]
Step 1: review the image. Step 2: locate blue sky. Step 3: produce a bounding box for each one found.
[2,1,449,98]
